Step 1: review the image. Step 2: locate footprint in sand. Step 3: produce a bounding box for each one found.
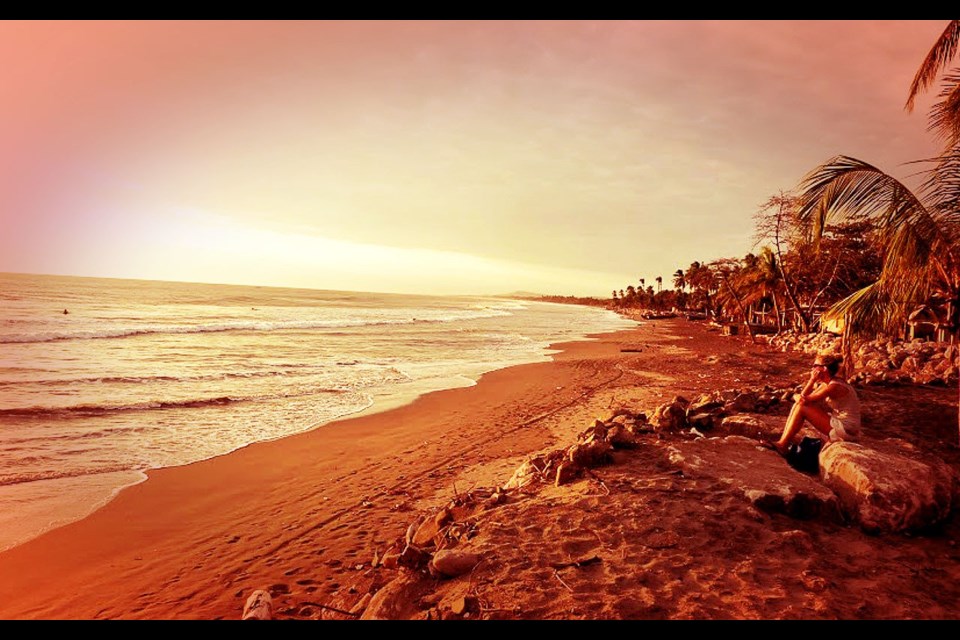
[560,539,600,557]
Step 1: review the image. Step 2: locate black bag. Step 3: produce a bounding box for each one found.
[786,436,823,473]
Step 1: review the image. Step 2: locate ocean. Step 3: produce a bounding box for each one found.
[0,272,635,552]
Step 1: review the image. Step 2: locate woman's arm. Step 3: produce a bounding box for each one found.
[793,369,821,403]
[804,380,848,403]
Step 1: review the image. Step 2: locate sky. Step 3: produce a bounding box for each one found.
[0,20,951,297]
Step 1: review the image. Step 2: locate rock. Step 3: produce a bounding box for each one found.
[688,412,716,431]
[586,420,608,438]
[431,549,482,578]
[687,398,724,416]
[405,519,420,546]
[756,392,778,408]
[729,392,757,412]
[555,462,580,486]
[350,593,373,615]
[412,518,440,547]
[450,595,477,616]
[606,424,639,448]
[381,552,401,569]
[568,438,612,467]
[720,414,762,437]
[626,421,653,436]
[651,400,688,431]
[361,574,422,620]
[820,442,958,534]
[242,590,273,620]
[503,459,543,490]
[435,508,453,528]
[608,408,633,421]
[666,436,842,522]
[398,544,431,569]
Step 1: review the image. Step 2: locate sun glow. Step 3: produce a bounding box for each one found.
[64,207,628,296]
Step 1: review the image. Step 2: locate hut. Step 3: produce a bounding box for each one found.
[906,301,954,343]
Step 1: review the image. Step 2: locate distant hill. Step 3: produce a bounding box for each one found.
[502,293,609,308]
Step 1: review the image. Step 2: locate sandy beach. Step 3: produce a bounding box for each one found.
[1,318,958,620]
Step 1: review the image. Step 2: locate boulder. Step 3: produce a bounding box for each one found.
[820,442,958,534]
[666,436,842,522]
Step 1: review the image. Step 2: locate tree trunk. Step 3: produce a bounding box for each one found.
[842,314,855,381]
[772,293,783,334]
[719,274,755,344]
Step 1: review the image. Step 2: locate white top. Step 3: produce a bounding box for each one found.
[823,379,861,438]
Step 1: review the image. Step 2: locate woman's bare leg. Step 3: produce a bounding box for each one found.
[775,402,833,453]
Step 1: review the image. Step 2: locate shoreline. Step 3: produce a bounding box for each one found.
[0,305,634,555]
[0,319,663,619]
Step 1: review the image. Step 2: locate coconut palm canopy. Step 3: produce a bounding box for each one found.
[797,20,960,339]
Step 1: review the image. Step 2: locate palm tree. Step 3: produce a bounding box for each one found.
[736,247,785,332]
[796,20,960,441]
[673,269,686,292]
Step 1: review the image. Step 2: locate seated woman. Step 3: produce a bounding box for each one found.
[765,353,861,455]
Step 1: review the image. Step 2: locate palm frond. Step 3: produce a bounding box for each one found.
[906,20,960,112]
[822,282,893,335]
[923,143,960,222]
[824,275,930,338]
[798,156,953,264]
[797,156,928,236]
[928,71,960,144]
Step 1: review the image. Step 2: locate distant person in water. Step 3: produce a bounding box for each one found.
[763,353,861,455]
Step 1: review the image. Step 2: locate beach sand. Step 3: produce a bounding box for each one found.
[1,319,959,619]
